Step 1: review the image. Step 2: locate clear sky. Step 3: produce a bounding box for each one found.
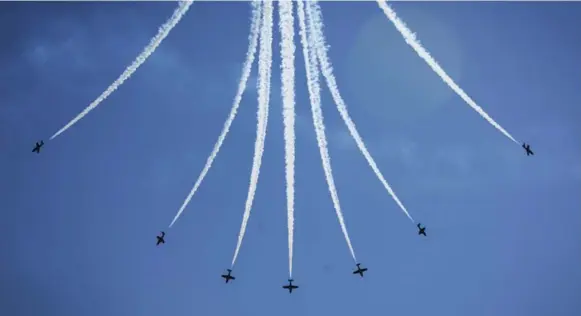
[1,1,580,316]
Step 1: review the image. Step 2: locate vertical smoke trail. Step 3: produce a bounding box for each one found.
[308,1,416,223]
[300,0,357,262]
[377,0,519,144]
[50,1,194,140]
[231,0,274,268]
[278,0,297,278]
[168,0,262,228]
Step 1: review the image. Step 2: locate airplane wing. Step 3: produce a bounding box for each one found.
[352,270,359,274]
[361,268,368,272]
[282,285,289,289]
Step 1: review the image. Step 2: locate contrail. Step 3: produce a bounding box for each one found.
[302,0,357,262]
[377,0,519,144]
[168,1,262,228]
[49,1,194,140]
[231,0,273,268]
[308,1,416,223]
[278,0,297,278]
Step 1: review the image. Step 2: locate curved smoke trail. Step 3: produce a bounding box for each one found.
[50,1,194,140]
[278,0,297,278]
[300,0,358,262]
[308,1,416,223]
[168,0,262,228]
[377,0,519,144]
[231,0,274,268]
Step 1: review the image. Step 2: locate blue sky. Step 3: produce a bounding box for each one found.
[1,1,580,316]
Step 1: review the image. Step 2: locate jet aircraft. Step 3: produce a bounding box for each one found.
[417,223,426,236]
[522,143,534,156]
[221,269,235,283]
[156,231,166,246]
[32,141,44,153]
[282,279,298,293]
[352,263,368,277]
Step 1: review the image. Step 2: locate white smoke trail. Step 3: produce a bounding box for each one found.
[308,1,415,223]
[231,0,273,267]
[168,1,262,228]
[278,0,297,278]
[300,1,358,262]
[377,0,519,144]
[50,1,194,140]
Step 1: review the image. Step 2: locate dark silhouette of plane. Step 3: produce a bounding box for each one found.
[156,231,165,246]
[417,223,426,236]
[32,141,44,153]
[522,143,534,156]
[282,279,298,293]
[221,269,235,283]
[352,263,368,277]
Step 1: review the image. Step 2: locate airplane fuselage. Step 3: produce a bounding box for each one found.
[417,223,426,236]
[284,286,297,293]
[32,143,43,153]
[283,280,298,293]
[221,270,235,283]
[156,231,166,245]
[353,263,368,277]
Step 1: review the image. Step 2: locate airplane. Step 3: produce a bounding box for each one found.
[282,279,298,293]
[352,263,368,277]
[32,141,44,153]
[417,223,427,236]
[221,269,235,283]
[156,231,166,246]
[522,143,534,156]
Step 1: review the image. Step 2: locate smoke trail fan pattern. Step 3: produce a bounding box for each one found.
[42,0,525,286]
